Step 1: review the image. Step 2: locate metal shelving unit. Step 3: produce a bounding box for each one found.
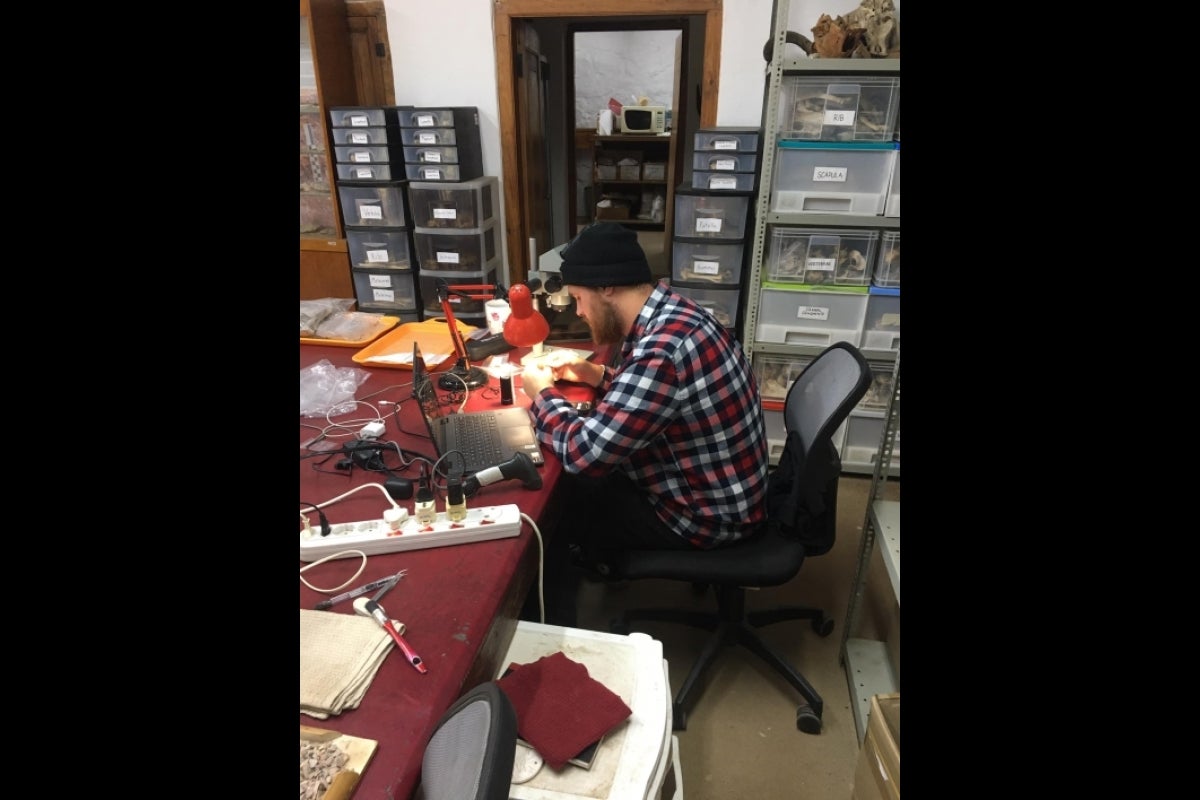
[745,0,900,480]
[840,347,900,741]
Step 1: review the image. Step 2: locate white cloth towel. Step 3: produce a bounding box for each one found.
[300,609,393,719]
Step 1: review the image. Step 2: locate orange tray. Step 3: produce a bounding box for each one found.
[300,315,400,348]
[352,317,479,370]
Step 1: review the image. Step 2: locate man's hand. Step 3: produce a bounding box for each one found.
[543,352,600,387]
[521,362,555,399]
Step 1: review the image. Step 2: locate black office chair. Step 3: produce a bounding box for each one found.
[415,681,518,800]
[607,341,872,734]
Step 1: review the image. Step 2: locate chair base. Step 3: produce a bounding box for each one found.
[612,585,832,733]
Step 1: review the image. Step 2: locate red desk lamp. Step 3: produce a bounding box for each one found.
[435,280,502,391]
[502,283,551,364]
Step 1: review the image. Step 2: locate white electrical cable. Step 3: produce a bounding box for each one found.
[520,512,545,624]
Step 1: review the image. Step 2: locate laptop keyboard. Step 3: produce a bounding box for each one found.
[451,414,507,466]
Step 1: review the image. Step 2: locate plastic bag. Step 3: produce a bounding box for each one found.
[314,311,385,342]
[300,298,355,337]
[300,359,371,417]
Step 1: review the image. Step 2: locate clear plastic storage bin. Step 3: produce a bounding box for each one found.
[753,353,811,405]
[671,285,739,328]
[413,221,498,271]
[858,367,895,412]
[842,412,899,470]
[408,176,498,229]
[352,268,418,312]
[674,190,752,240]
[337,183,408,227]
[777,75,900,142]
[404,162,473,182]
[329,106,399,128]
[768,227,879,287]
[399,107,479,129]
[331,126,399,146]
[755,287,867,347]
[401,127,460,146]
[691,171,756,192]
[334,144,403,164]
[671,239,745,286]
[862,287,899,351]
[336,162,398,182]
[691,152,758,173]
[402,145,465,165]
[770,141,897,215]
[347,229,412,269]
[885,153,900,217]
[694,128,761,153]
[873,232,900,287]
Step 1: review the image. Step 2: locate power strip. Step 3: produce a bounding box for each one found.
[299,503,522,562]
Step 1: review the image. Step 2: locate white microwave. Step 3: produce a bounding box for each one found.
[620,105,667,134]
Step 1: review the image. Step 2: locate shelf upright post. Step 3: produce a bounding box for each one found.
[741,0,791,358]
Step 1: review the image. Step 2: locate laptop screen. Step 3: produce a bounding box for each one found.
[412,343,445,439]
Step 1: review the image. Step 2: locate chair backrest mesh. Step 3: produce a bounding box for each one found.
[421,698,489,799]
[417,682,516,800]
[768,343,871,556]
[785,343,870,457]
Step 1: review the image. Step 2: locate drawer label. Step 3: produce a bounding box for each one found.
[349,114,369,127]
[823,109,857,127]
[693,259,719,275]
[416,113,435,127]
[372,288,396,302]
[796,305,830,320]
[423,151,443,163]
[713,139,737,150]
[350,132,369,144]
[366,248,389,263]
[417,132,437,144]
[709,176,738,190]
[433,208,457,219]
[436,251,461,264]
[813,166,847,182]
[352,152,373,163]
[369,274,392,288]
[422,168,443,180]
[695,217,724,233]
[354,168,374,179]
[358,204,382,221]
[712,158,736,171]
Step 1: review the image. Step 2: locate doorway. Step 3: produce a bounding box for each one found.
[493,0,724,286]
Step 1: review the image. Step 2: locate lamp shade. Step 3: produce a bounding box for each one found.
[503,283,550,347]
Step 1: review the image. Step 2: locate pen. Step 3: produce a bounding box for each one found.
[364,599,427,674]
[314,576,395,611]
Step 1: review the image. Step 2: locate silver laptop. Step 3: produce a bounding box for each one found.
[411,342,544,473]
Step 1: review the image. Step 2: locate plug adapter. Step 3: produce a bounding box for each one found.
[359,421,386,440]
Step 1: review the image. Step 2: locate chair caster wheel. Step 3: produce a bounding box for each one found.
[673,705,688,731]
[796,705,822,734]
[812,615,834,637]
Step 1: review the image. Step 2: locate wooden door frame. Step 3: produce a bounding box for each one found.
[494,0,723,285]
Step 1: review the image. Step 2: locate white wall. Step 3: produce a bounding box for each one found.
[380,0,899,268]
[574,30,680,129]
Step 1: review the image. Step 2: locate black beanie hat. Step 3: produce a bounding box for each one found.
[558,222,652,287]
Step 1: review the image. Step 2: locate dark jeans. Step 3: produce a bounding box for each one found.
[522,470,693,628]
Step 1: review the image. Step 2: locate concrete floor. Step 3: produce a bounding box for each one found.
[571,474,900,800]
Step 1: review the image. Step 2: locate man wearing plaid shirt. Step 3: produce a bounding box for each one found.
[521,222,768,627]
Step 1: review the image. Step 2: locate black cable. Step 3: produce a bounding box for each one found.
[299,501,331,536]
